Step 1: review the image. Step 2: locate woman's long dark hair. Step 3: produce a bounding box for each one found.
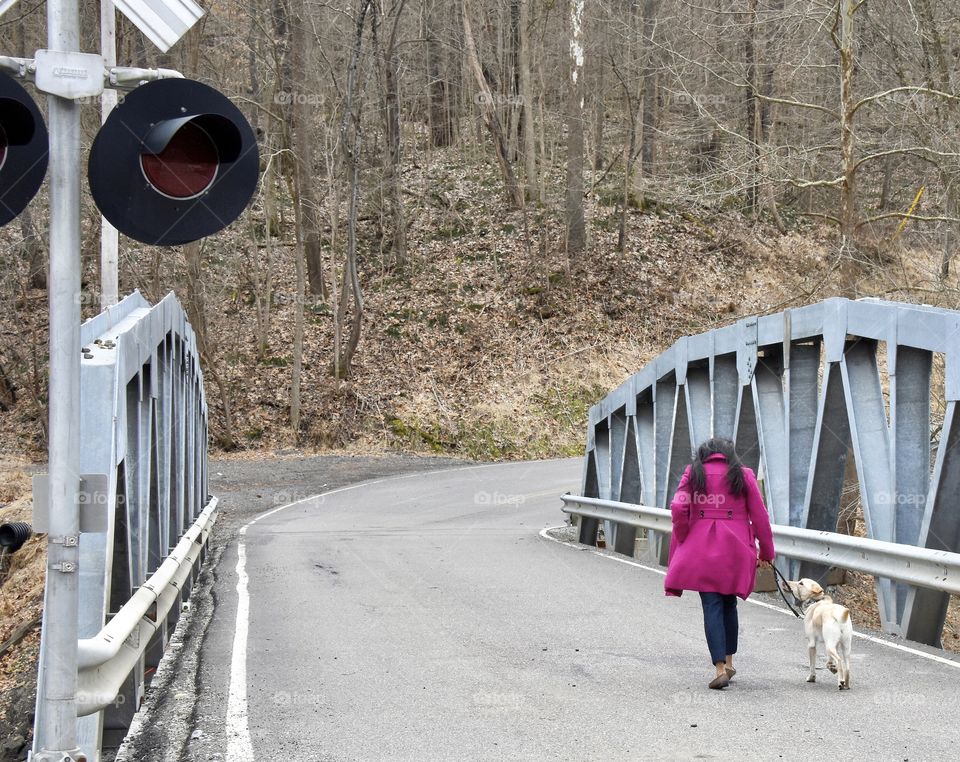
[689,438,745,496]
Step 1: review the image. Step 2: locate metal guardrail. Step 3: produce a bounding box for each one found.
[561,495,960,595]
[76,498,217,715]
[31,291,214,761]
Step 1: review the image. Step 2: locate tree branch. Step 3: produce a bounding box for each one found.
[852,86,960,115]
[853,146,960,171]
[855,212,960,229]
[782,176,844,189]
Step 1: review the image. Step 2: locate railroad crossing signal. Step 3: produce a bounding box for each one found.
[0,71,259,244]
[0,0,256,760]
[0,70,49,227]
[88,78,259,245]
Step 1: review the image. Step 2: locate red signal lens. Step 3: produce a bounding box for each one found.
[140,121,218,199]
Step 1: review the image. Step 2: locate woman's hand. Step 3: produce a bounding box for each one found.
[757,559,773,570]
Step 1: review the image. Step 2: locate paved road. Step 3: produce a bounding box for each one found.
[124,459,960,761]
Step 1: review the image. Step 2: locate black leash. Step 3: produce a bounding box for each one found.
[771,563,805,619]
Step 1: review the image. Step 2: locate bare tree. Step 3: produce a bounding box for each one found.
[425,1,456,148]
[463,0,525,209]
[519,0,538,202]
[373,0,409,269]
[333,0,373,380]
[565,0,587,255]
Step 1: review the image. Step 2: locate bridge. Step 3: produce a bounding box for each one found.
[25,294,960,760]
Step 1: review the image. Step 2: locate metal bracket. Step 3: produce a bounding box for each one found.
[0,53,184,98]
[33,50,105,99]
[0,54,33,78]
[50,562,77,574]
[32,474,110,534]
[28,749,87,762]
[50,535,80,547]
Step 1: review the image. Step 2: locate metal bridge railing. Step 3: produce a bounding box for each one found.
[31,290,216,762]
[578,297,960,647]
[561,495,960,596]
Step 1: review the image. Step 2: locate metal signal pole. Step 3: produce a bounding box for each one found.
[100,0,119,310]
[34,0,83,758]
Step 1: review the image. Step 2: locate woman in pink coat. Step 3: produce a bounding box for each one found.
[663,438,775,689]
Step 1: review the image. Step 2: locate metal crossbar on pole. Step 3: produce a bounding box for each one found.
[100,0,119,311]
[560,495,960,595]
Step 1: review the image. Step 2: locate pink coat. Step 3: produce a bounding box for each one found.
[663,454,775,599]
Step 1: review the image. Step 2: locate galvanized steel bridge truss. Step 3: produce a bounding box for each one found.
[580,298,960,647]
[33,291,211,758]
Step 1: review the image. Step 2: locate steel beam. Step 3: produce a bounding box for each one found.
[841,339,896,628]
[903,401,960,644]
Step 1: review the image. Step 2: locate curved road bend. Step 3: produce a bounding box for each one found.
[195,460,958,760]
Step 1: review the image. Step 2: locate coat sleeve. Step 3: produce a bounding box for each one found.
[744,467,775,561]
[669,465,693,547]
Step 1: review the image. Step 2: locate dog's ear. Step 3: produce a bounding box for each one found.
[810,581,824,595]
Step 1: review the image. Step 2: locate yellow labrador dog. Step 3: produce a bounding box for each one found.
[782,578,853,690]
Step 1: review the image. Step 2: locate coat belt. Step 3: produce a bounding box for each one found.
[693,507,748,520]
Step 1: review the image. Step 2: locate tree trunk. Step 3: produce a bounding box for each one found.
[592,21,605,172]
[913,0,956,277]
[19,209,46,290]
[182,241,237,449]
[290,0,327,298]
[507,0,522,164]
[334,0,372,379]
[519,0,537,203]
[838,0,857,252]
[565,0,586,256]
[255,120,277,360]
[376,0,408,269]
[426,0,454,147]
[462,0,525,209]
[639,0,659,178]
[287,171,306,439]
[744,0,759,215]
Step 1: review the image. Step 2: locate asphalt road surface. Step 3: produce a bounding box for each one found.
[120,458,960,761]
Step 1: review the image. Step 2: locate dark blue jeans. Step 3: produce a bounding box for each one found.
[699,592,738,665]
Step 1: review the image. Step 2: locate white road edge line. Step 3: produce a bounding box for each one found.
[225,461,573,761]
[539,524,960,671]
